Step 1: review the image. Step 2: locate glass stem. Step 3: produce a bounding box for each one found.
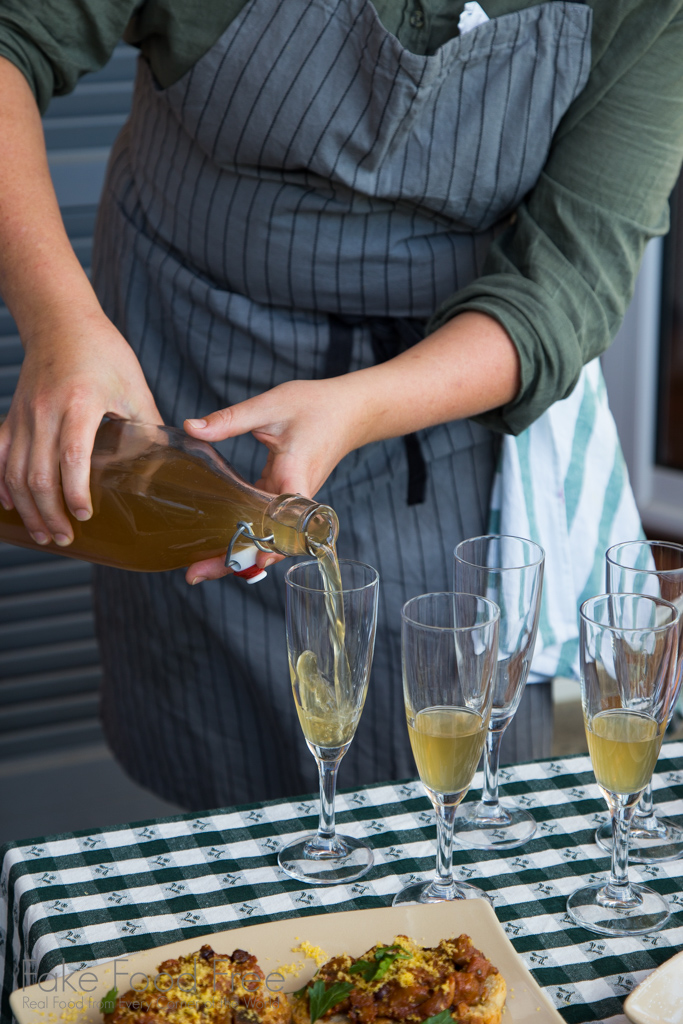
[633,782,656,826]
[604,797,638,902]
[480,725,506,817]
[433,801,457,898]
[316,755,342,847]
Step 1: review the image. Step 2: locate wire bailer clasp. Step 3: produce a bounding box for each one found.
[225,520,275,569]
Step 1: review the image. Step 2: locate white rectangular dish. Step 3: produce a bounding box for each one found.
[10,900,562,1023]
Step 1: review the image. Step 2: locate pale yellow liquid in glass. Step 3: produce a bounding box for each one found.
[293,667,359,748]
[289,543,359,751]
[586,709,663,795]
[407,706,487,795]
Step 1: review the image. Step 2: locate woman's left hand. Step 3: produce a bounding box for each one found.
[181,311,521,585]
[182,376,369,584]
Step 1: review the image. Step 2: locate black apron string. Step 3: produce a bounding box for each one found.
[402,432,428,506]
[324,314,428,506]
[323,316,356,378]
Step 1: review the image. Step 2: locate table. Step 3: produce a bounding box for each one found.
[2,744,682,1024]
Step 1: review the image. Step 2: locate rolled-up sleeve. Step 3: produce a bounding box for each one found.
[0,0,136,113]
[427,4,683,435]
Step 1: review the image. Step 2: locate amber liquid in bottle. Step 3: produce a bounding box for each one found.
[0,419,338,572]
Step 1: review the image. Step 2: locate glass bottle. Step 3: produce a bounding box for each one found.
[0,419,338,578]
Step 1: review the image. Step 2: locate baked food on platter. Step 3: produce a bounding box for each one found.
[291,935,505,1024]
[102,943,292,1024]
[100,935,505,1024]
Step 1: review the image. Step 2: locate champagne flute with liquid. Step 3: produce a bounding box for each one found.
[393,593,499,905]
[452,535,544,850]
[278,559,379,884]
[567,594,679,935]
[595,540,683,862]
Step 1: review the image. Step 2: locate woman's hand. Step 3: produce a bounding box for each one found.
[183,376,366,584]
[0,309,162,546]
[182,311,521,586]
[187,376,370,496]
[0,57,162,548]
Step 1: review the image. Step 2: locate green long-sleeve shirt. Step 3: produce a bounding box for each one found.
[1,0,682,433]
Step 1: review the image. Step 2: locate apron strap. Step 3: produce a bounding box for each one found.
[325,316,356,378]
[324,315,428,506]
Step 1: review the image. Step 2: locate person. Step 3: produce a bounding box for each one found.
[0,0,681,810]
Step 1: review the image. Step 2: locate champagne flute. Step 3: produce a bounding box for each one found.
[596,540,683,862]
[278,558,379,884]
[452,535,544,850]
[393,593,499,905]
[567,594,679,935]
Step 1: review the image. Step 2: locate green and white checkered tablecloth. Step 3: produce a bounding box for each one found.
[2,744,682,1024]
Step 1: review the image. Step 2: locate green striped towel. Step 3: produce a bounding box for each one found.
[488,358,644,681]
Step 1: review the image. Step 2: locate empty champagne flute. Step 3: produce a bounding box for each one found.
[278,558,379,884]
[452,535,544,850]
[595,540,683,862]
[567,594,679,935]
[393,593,499,905]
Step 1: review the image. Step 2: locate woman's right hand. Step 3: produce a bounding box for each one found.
[0,310,162,547]
[0,58,161,548]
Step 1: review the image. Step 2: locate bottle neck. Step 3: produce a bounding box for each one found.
[265,495,339,557]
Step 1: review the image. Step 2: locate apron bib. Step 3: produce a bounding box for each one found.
[91,0,592,807]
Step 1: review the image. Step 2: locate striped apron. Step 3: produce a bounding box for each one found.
[91,0,592,809]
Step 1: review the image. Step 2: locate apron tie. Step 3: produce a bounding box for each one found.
[324,315,428,506]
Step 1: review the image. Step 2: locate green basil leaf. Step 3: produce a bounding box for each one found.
[347,947,413,986]
[373,945,403,960]
[348,960,378,983]
[293,983,309,998]
[373,956,397,982]
[365,963,381,982]
[308,979,354,1023]
[99,987,118,1015]
[348,961,373,975]
[423,1011,453,1024]
[372,947,392,960]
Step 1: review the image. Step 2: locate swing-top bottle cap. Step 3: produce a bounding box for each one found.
[228,544,268,583]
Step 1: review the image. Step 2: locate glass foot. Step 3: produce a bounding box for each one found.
[392,878,487,906]
[595,814,683,863]
[567,881,670,936]
[453,800,537,850]
[278,833,373,885]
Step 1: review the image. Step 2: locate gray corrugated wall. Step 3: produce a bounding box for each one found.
[0,45,136,759]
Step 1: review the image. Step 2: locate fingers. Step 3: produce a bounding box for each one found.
[0,310,163,543]
[129,391,164,428]
[3,418,55,544]
[2,408,99,546]
[185,554,233,586]
[255,550,284,570]
[184,388,287,443]
[184,550,283,585]
[0,419,14,510]
[184,407,232,440]
[59,412,99,522]
[254,450,317,499]
[185,377,357,509]
[25,417,76,543]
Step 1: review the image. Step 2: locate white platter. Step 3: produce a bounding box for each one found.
[10,900,562,1023]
